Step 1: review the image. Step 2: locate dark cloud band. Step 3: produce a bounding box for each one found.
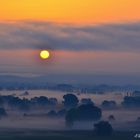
[0,21,140,52]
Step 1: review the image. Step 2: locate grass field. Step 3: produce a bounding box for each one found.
[0,130,139,140]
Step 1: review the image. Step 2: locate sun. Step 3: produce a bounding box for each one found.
[40,50,50,59]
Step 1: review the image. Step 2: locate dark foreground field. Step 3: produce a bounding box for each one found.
[0,129,139,140]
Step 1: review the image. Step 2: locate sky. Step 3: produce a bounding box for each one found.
[0,0,140,85]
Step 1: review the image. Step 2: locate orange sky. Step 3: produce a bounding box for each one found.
[0,0,140,23]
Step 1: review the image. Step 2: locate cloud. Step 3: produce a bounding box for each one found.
[0,21,140,52]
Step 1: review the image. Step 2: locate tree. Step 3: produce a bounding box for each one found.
[62,94,79,108]
[47,110,57,117]
[65,108,76,127]
[0,108,7,117]
[8,97,30,111]
[48,98,58,106]
[65,104,102,127]
[137,117,140,122]
[56,84,73,92]
[0,97,4,106]
[31,96,49,106]
[57,109,66,117]
[108,115,115,121]
[94,121,113,136]
[122,96,140,107]
[77,104,102,121]
[102,100,117,109]
[81,98,94,105]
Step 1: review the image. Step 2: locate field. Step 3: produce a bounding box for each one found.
[0,130,138,140]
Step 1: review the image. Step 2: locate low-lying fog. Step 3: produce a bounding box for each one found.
[0,111,139,131]
[0,90,140,131]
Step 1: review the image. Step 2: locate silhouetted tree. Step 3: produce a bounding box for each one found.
[102,100,117,109]
[94,121,113,136]
[132,91,140,96]
[137,117,140,122]
[122,96,140,107]
[8,97,30,111]
[57,109,66,117]
[65,108,77,127]
[48,98,58,106]
[77,104,102,121]
[65,104,102,127]
[108,115,115,121]
[31,96,49,106]
[56,84,73,92]
[62,94,79,108]
[0,97,4,106]
[0,108,7,117]
[81,98,94,105]
[47,110,57,117]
